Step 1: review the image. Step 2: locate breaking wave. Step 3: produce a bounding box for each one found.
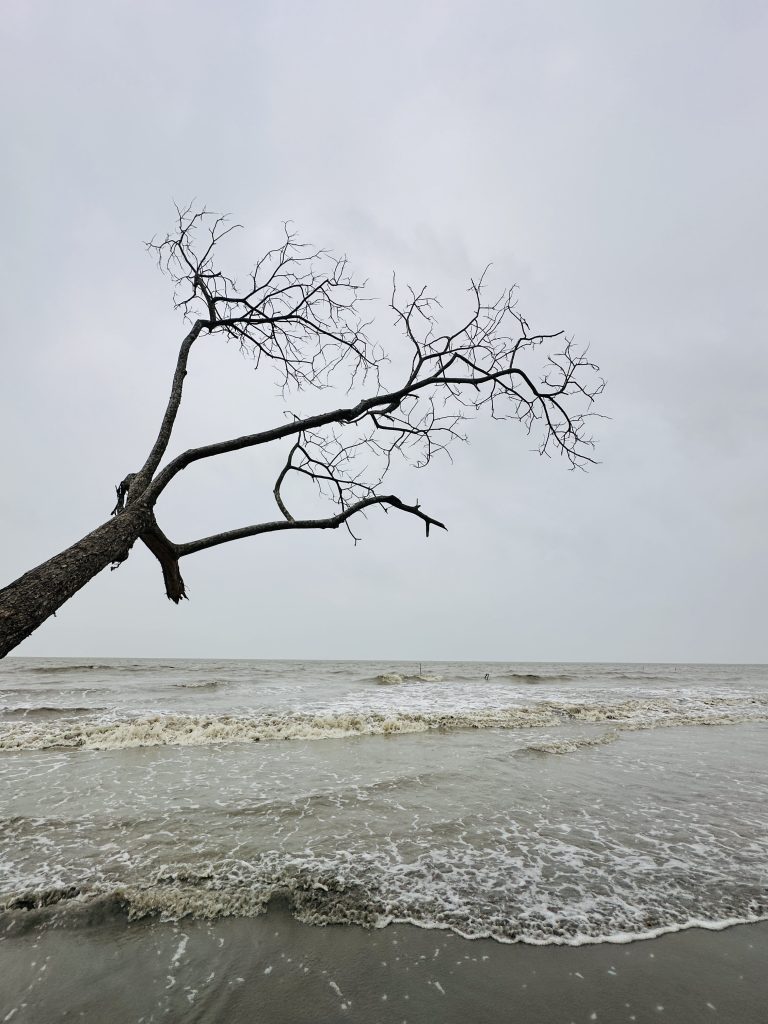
[0,707,557,751]
[373,671,570,684]
[3,852,768,947]
[522,730,620,755]
[374,672,444,685]
[0,695,766,752]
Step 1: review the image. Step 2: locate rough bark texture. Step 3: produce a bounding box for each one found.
[126,319,205,505]
[139,520,187,603]
[0,507,151,658]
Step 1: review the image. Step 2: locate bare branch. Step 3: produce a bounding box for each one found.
[273,436,300,522]
[139,519,187,603]
[126,319,207,502]
[144,333,603,512]
[175,495,447,559]
[139,208,603,528]
[146,205,382,395]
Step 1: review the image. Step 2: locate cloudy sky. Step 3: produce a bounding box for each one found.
[1,0,766,662]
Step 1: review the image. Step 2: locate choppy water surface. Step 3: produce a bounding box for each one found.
[1,659,767,945]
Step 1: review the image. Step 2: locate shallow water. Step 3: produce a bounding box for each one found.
[4,910,768,1023]
[1,659,767,946]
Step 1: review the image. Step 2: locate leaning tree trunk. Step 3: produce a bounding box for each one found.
[0,506,152,658]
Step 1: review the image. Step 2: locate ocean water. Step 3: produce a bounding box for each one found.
[1,658,767,948]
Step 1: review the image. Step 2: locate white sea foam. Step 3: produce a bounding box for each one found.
[4,848,767,948]
[3,659,767,955]
[1,694,766,752]
[0,707,557,751]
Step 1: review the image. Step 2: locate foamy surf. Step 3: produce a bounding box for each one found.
[374,672,444,685]
[0,707,559,751]
[3,657,768,971]
[4,852,768,948]
[0,694,766,752]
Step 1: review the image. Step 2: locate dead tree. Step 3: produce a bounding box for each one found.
[0,205,603,657]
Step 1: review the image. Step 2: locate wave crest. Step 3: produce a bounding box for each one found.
[374,672,444,685]
[4,853,768,947]
[1,694,766,753]
[1,706,106,720]
[523,730,620,755]
[0,706,560,751]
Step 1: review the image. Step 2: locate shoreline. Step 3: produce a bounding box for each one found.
[2,909,767,1023]
[378,908,768,947]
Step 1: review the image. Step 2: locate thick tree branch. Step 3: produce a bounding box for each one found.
[143,392,397,502]
[174,495,447,559]
[139,519,187,603]
[144,356,599,506]
[126,319,207,502]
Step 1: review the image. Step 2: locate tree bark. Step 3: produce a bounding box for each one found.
[0,506,152,658]
[139,520,187,603]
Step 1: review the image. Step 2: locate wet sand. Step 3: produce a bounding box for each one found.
[1,908,766,1023]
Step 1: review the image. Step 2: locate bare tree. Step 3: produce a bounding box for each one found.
[0,206,604,658]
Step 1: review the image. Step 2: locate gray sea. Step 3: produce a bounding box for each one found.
[1,659,768,1020]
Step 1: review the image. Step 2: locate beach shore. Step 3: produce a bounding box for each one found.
[2,909,767,1023]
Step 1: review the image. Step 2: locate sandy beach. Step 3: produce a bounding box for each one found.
[2,908,767,1023]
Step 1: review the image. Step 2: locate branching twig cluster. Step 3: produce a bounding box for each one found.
[115,207,604,600]
[265,271,604,541]
[147,202,381,392]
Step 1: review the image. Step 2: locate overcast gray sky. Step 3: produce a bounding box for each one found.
[1,0,766,662]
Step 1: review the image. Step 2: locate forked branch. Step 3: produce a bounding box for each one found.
[117,207,602,598]
[174,495,446,559]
